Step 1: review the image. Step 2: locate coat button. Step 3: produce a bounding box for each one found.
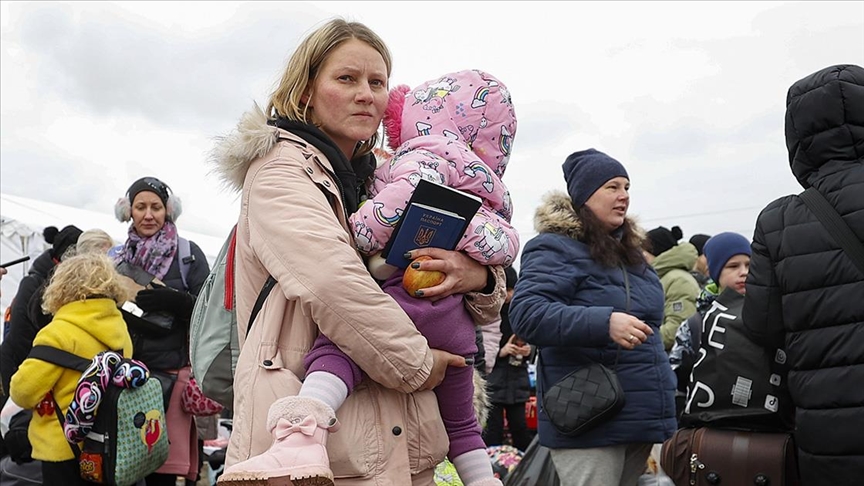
[392,426,402,436]
[305,167,313,174]
[263,360,273,366]
[323,180,331,187]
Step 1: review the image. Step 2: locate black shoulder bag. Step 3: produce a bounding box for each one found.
[540,268,629,437]
[800,187,864,276]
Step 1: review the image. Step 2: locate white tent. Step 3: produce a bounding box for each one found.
[1,193,225,313]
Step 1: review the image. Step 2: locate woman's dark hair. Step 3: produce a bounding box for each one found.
[577,206,645,268]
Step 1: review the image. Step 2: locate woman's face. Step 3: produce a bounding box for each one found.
[718,254,750,294]
[584,176,630,232]
[306,38,388,158]
[131,191,166,238]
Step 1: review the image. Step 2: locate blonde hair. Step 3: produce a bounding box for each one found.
[42,253,131,315]
[267,18,392,157]
[76,229,115,256]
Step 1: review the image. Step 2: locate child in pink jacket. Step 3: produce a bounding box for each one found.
[304,69,519,486]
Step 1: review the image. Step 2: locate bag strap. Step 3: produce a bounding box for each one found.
[799,187,864,276]
[247,276,277,338]
[224,225,278,337]
[27,346,89,459]
[178,236,192,291]
[28,346,91,372]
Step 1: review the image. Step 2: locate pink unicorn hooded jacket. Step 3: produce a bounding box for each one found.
[350,69,519,267]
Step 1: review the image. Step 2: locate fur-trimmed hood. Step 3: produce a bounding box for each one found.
[534,191,642,241]
[533,191,584,240]
[209,103,283,192]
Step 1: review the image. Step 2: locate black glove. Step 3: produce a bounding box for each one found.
[135,286,196,319]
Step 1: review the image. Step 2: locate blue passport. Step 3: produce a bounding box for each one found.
[384,203,466,269]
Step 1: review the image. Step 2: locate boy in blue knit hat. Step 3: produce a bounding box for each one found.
[675,232,792,430]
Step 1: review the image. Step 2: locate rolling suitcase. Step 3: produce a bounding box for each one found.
[661,427,799,486]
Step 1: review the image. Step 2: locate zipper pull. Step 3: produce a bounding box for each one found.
[689,453,705,485]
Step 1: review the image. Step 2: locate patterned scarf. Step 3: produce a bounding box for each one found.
[115,221,179,281]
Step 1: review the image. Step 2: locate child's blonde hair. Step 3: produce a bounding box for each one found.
[42,253,131,315]
[76,229,115,255]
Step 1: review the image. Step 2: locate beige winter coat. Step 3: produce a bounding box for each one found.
[211,105,505,484]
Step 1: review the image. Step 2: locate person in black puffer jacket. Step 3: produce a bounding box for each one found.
[742,64,864,486]
[0,224,82,393]
[483,267,533,452]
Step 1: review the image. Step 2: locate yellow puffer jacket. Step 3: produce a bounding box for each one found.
[10,298,133,462]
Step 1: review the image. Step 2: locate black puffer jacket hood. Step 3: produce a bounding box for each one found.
[785,64,864,189]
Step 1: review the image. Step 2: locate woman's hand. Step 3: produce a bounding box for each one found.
[499,334,531,358]
[609,311,654,349]
[418,349,468,391]
[405,248,489,300]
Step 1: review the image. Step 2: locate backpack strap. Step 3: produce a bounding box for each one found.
[28,345,91,372]
[223,225,277,337]
[27,345,90,459]
[178,236,193,291]
[247,276,277,338]
[800,187,864,276]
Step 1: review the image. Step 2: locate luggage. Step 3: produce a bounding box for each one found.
[661,427,799,486]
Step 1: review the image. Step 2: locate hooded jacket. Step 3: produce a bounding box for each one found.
[509,192,676,449]
[0,250,55,392]
[9,299,133,462]
[210,104,505,483]
[652,242,700,351]
[352,69,519,267]
[742,64,864,486]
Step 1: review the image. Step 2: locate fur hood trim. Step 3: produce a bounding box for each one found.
[209,102,282,192]
[534,191,584,239]
[534,191,641,240]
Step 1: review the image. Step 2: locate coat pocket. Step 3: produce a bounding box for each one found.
[328,384,376,478]
[406,390,448,473]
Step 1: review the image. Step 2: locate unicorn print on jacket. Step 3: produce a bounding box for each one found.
[349,69,519,271]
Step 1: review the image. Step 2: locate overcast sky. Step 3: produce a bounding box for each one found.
[2,1,863,258]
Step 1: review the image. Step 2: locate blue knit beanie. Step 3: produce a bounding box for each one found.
[562,149,629,208]
[703,232,752,283]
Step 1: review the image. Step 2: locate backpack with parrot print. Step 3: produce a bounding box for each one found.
[28,346,168,486]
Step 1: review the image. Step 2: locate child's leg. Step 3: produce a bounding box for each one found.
[435,364,496,484]
[301,333,364,411]
[219,334,360,485]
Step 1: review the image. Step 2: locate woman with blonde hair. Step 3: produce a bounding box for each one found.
[9,253,133,485]
[211,17,505,486]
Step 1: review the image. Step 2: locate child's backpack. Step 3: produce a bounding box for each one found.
[188,226,276,411]
[28,346,168,486]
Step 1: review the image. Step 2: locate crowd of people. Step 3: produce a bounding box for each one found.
[0,16,861,486]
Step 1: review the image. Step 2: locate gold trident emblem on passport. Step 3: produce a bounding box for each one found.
[414,226,436,246]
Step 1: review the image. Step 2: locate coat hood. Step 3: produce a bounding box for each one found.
[209,103,283,192]
[785,64,864,188]
[534,191,642,243]
[384,69,517,178]
[652,241,698,278]
[533,191,584,240]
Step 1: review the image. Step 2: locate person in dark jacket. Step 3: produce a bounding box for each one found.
[0,224,82,393]
[509,149,676,486]
[113,176,210,486]
[742,64,864,486]
[483,266,533,452]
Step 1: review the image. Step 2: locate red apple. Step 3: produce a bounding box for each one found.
[402,256,445,295]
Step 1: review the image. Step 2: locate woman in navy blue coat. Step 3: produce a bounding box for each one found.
[509,149,676,486]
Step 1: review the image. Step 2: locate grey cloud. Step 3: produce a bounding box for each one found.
[13,2,324,131]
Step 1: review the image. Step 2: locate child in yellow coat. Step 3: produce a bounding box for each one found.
[10,253,133,485]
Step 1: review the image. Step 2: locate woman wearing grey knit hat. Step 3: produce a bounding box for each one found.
[509,149,675,486]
